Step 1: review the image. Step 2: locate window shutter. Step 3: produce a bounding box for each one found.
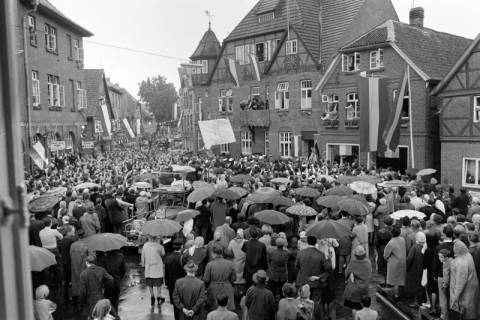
[275,91,279,108]
[47,83,53,105]
[218,97,223,111]
[59,85,65,107]
[285,91,290,99]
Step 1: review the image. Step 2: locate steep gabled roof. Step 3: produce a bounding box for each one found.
[432,33,480,95]
[190,28,221,60]
[342,20,472,81]
[38,0,93,37]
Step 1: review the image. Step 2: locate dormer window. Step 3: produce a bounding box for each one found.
[286,40,298,55]
[258,12,275,23]
[370,49,384,69]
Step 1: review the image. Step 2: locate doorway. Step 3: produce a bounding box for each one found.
[376,146,408,172]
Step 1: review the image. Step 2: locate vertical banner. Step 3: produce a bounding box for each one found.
[100,104,112,136]
[28,141,48,169]
[136,119,141,135]
[122,118,135,138]
[293,135,299,158]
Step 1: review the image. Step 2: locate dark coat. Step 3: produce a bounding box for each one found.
[203,257,236,311]
[295,246,330,288]
[59,234,76,267]
[29,219,45,247]
[267,248,291,282]
[183,247,208,277]
[79,265,113,315]
[173,275,207,320]
[469,244,480,284]
[245,284,276,320]
[164,251,186,293]
[242,239,267,284]
[405,243,424,296]
[374,227,392,276]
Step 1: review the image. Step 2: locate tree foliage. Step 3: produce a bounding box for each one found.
[138,76,178,123]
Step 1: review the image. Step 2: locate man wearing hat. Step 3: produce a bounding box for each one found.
[245,270,276,320]
[80,205,100,237]
[173,261,207,320]
[165,239,186,319]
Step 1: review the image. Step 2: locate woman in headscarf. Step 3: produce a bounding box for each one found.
[405,231,425,307]
[450,241,480,320]
[227,229,247,285]
[343,245,372,316]
[424,229,440,315]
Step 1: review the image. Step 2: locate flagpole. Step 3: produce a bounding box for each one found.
[407,66,415,168]
[286,0,290,40]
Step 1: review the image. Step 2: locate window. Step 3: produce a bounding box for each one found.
[346,93,359,120]
[44,24,57,53]
[192,60,208,74]
[275,82,289,109]
[474,96,480,123]
[327,95,339,113]
[27,15,37,46]
[47,74,64,107]
[220,143,230,154]
[235,44,255,65]
[463,158,480,187]
[241,131,252,155]
[279,132,292,158]
[32,70,40,107]
[219,89,233,112]
[369,49,384,69]
[286,39,298,55]
[73,39,83,61]
[258,12,275,23]
[255,41,271,62]
[76,81,87,109]
[300,80,312,109]
[265,131,270,155]
[69,79,75,111]
[342,53,360,72]
[251,87,260,98]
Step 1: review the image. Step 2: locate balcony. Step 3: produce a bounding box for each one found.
[321,111,339,128]
[239,109,270,127]
[344,118,360,128]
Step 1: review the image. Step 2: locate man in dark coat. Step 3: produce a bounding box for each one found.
[59,224,77,301]
[241,227,267,288]
[97,249,127,312]
[79,255,114,317]
[165,240,187,320]
[374,216,393,285]
[195,199,212,242]
[173,261,207,320]
[29,213,47,247]
[295,236,331,301]
[245,270,276,320]
[451,188,470,216]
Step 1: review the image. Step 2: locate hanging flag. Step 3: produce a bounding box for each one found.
[224,58,240,87]
[383,69,408,152]
[249,53,261,82]
[178,67,192,87]
[122,118,136,138]
[358,76,389,152]
[28,141,48,169]
[100,104,112,136]
[177,109,184,128]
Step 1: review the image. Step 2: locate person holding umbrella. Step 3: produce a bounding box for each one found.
[141,235,166,307]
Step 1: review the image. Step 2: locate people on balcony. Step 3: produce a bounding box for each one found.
[240,96,268,111]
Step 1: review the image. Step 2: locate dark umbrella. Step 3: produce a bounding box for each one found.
[85,233,128,252]
[254,210,290,225]
[214,188,241,200]
[316,195,343,210]
[271,196,294,208]
[141,219,182,237]
[293,187,321,198]
[247,187,280,204]
[324,185,354,196]
[305,220,353,239]
[28,195,61,213]
[338,198,369,216]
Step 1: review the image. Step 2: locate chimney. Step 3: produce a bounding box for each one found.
[409,7,424,28]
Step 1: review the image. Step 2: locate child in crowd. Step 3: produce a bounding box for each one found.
[355,296,378,320]
[33,285,57,320]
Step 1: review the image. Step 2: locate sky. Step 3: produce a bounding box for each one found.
[49,0,480,98]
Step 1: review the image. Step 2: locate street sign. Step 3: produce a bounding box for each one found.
[81,141,95,148]
[50,141,65,151]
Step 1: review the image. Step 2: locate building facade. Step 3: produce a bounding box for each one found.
[432,34,480,191]
[17,0,93,157]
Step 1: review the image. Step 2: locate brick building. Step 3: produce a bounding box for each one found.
[182,0,398,157]
[315,9,471,171]
[431,34,480,191]
[17,0,93,157]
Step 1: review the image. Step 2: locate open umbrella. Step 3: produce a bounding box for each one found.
[229,186,248,198]
[44,186,67,196]
[293,187,321,198]
[247,187,280,204]
[75,182,100,190]
[192,181,211,189]
[417,168,437,176]
[85,233,128,252]
[214,188,241,200]
[171,165,196,173]
[349,181,376,195]
[390,210,426,220]
[254,210,290,225]
[378,180,410,188]
[324,185,354,196]
[305,220,353,239]
[271,196,294,208]
[29,245,56,271]
[270,177,292,185]
[338,198,369,216]
[28,195,61,213]
[141,219,182,237]
[132,181,152,189]
[316,195,343,209]
[230,174,254,184]
[176,209,200,223]
[286,204,317,217]
[187,186,214,203]
[405,168,419,176]
[337,175,380,185]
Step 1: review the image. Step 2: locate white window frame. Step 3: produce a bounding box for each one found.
[265,131,270,155]
[32,70,40,106]
[346,93,359,120]
[279,132,292,158]
[235,44,255,65]
[251,86,260,98]
[474,96,480,123]
[76,81,87,109]
[275,82,289,109]
[369,49,384,70]
[342,52,360,72]
[463,157,480,188]
[241,131,252,155]
[47,74,64,107]
[327,95,339,113]
[258,12,275,23]
[300,80,312,109]
[45,23,57,52]
[219,89,233,112]
[286,39,298,55]
[220,143,230,154]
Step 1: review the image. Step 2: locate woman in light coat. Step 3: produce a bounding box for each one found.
[227,229,246,284]
[450,241,480,320]
[141,235,166,306]
[384,225,406,299]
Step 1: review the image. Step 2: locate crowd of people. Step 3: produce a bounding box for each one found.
[26,147,480,320]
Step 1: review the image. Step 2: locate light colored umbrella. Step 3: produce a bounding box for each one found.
[29,245,56,271]
[378,180,411,188]
[316,195,343,209]
[171,165,196,173]
[254,210,290,225]
[176,209,200,223]
[337,175,380,185]
[28,195,61,213]
[230,174,254,184]
[416,168,437,176]
[229,186,248,197]
[286,204,317,217]
[85,233,128,252]
[187,186,214,203]
[214,188,241,200]
[349,181,377,195]
[44,186,67,196]
[271,196,294,208]
[338,198,369,216]
[132,181,152,189]
[390,210,426,220]
[192,181,211,189]
[293,187,321,198]
[270,177,292,185]
[247,187,280,204]
[324,185,354,196]
[141,219,182,237]
[305,220,353,239]
[75,182,100,190]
